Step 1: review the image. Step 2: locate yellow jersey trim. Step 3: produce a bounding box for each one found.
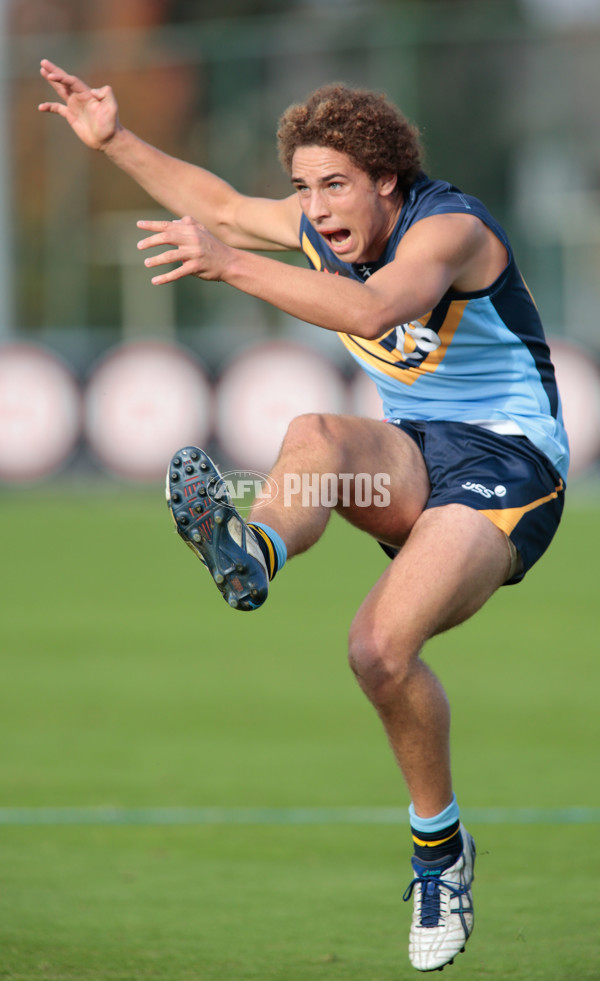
[337,300,468,387]
[301,233,322,272]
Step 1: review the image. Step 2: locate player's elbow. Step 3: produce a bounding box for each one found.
[346,301,401,341]
[211,213,242,247]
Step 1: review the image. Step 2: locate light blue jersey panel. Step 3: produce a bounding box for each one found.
[299,174,570,482]
[350,297,569,481]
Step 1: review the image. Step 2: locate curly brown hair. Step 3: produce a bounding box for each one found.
[277,83,423,194]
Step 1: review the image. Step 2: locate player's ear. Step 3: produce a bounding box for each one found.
[377,172,399,198]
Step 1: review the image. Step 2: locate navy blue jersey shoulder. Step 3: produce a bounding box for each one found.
[383,173,511,261]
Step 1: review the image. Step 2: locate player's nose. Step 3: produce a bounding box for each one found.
[306,189,330,221]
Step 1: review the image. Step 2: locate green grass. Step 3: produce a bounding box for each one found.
[0,484,598,979]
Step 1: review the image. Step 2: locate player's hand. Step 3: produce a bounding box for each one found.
[38,59,120,150]
[136,216,232,284]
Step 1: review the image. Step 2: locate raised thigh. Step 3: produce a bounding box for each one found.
[296,414,431,545]
[351,503,513,659]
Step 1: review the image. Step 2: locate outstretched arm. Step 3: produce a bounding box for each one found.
[136,212,490,339]
[38,59,301,252]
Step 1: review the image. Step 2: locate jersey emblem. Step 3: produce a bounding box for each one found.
[393,322,441,361]
[338,300,467,387]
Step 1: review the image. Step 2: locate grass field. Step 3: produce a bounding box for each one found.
[0,483,598,980]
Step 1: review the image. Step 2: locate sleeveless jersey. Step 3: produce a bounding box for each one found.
[299,174,569,482]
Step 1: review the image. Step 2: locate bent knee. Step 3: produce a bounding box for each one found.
[282,413,346,465]
[284,413,338,445]
[348,618,417,701]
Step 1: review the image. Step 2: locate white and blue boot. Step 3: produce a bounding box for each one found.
[403,825,476,972]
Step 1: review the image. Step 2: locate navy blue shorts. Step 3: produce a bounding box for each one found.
[384,419,565,585]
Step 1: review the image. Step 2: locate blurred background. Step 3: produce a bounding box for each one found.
[2,10,599,977]
[2,0,600,482]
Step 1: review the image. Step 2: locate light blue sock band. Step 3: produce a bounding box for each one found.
[409,794,460,834]
[250,522,287,571]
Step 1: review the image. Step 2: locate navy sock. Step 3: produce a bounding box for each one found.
[411,819,462,865]
[409,796,463,866]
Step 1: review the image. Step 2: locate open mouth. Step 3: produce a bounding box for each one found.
[322,228,352,250]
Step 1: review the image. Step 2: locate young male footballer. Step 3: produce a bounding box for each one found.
[40,60,568,972]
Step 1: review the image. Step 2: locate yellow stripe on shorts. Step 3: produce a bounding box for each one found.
[481,479,564,537]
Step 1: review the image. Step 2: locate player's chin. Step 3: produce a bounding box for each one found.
[331,240,362,262]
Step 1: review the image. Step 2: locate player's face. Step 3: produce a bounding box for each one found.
[291,146,401,263]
